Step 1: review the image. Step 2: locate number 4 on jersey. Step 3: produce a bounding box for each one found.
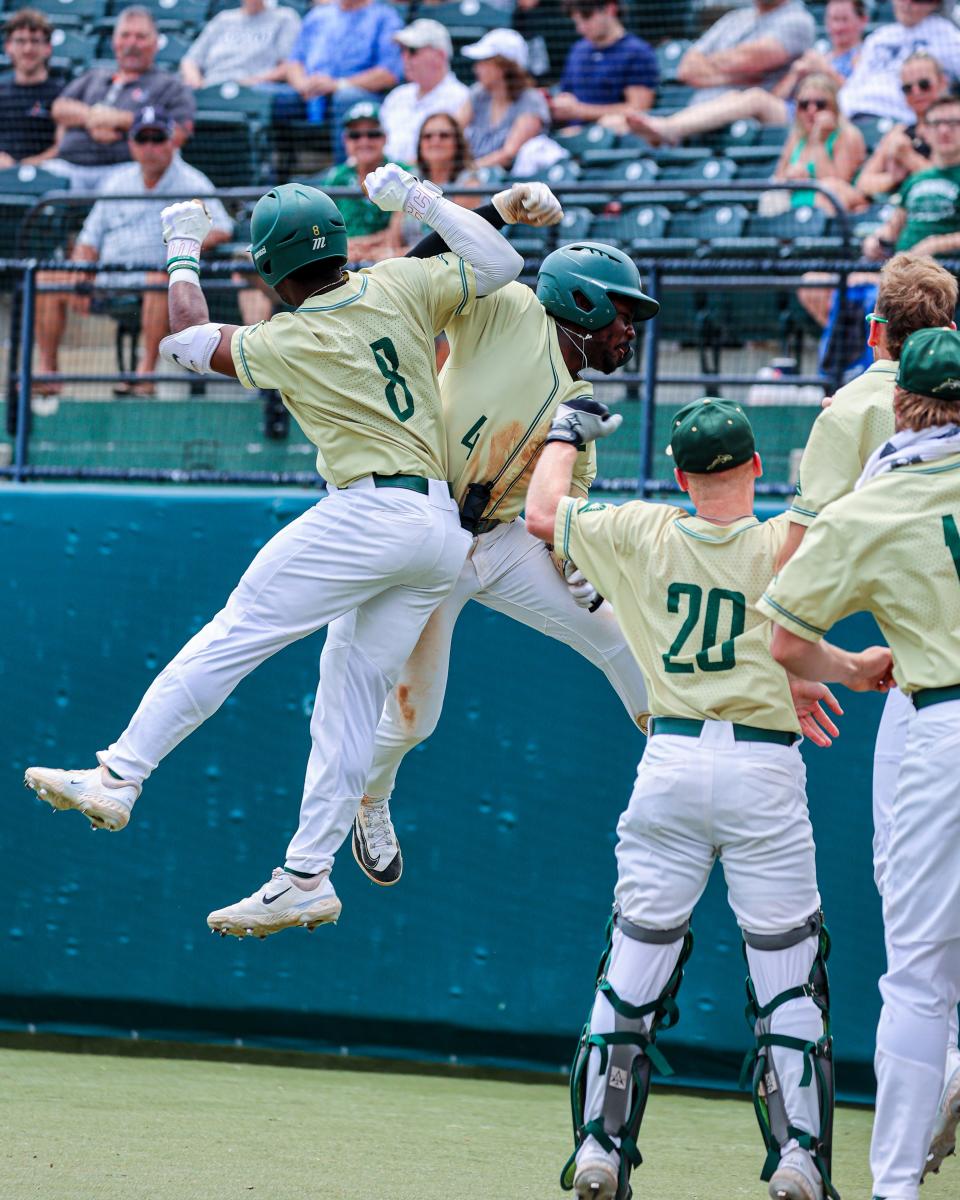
[460,415,487,458]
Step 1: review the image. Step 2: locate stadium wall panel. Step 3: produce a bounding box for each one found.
[1,488,886,1097]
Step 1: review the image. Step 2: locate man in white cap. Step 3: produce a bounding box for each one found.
[380,19,469,164]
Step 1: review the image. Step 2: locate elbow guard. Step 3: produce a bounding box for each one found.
[159,322,224,375]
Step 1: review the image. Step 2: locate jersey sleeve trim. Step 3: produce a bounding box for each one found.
[788,503,817,524]
[234,326,257,389]
[555,495,576,559]
[454,257,469,316]
[758,592,828,640]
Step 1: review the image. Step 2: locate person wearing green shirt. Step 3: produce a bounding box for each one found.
[323,100,412,262]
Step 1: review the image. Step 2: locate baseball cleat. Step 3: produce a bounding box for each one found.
[768,1149,823,1200]
[351,798,403,886]
[206,868,341,938]
[573,1145,619,1200]
[24,765,139,831]
[923,1064,960,1178]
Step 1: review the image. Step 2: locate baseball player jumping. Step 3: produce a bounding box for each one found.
[782,253,960,1174]
[525,397,877,1200]
[763,326,960,1200]
[23,168,548,938]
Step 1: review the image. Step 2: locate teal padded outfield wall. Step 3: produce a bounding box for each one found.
[1,488,886,1095]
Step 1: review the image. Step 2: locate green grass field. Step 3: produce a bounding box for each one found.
[0,1047,893,1199]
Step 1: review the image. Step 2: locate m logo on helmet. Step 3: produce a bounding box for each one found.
[313,237,326,250]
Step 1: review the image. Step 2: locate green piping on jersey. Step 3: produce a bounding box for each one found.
[299,276,369,312]
[906,458,960,477]
[789,503,819,519]
[760,592,828,637]
[237,326,256,389]
[561,498,576,559]
[673,517,760,544]
[454,258,469,317]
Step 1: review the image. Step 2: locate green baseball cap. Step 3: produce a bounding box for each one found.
[343,101,382,128]
[668,397,755,474]
[896,327,960,401]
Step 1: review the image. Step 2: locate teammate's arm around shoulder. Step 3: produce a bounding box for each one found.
[364,164,523,297]
[158,200,241,379]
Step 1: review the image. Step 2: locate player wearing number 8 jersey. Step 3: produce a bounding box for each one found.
[525,397,878,1200]
[23,167,524,939]
[763,327,960,1200]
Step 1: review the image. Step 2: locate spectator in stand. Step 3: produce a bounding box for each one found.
[855,50,946,201]
[283,0,402,160]
[839,0,960,123]
[0,9,62,168]
[323,101,408,263]
[180,0,300,91]
[625,0,816,145]
[457,29,553,173]
[34,106,230,396]
[45,6,194,191]
[769,73,866,210]
[379,20,469,165]
[800,94,960,329]
[776,0,867,91]
[548,0,657,133]
[416,111,483,205]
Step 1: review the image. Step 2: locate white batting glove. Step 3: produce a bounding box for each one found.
[492,182,563,227]
[546,398,623,450]
[161,199,212,248]
[563,560,602,611]
[364,164,442,219]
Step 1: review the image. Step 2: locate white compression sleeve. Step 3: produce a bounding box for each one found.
[419,191,523,296]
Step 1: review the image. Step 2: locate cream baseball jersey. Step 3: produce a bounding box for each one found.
[791,360,897,526]
[761,453,960,693]
[554,498,799,730]
[231,254,476,488]
[442,281,596,523]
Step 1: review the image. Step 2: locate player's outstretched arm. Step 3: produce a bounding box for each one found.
[159,200,240,379]
[526,398,623,540]
[405,183,562,260]
[771,625,895,693]
[365,165,523,296]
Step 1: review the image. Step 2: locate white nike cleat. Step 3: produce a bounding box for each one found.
[207,868,342,939]
[573,1142,619,1200]
[24,764,140,831]
[351,798,402,886]
[769,1149,823,1200]
[923,1064,960,1179]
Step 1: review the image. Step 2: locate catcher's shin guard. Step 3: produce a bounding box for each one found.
[741,911,838,1200]
[561,913,694,1200]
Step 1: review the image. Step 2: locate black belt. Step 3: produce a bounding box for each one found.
[912,684,960,710]
[649,716,798,746]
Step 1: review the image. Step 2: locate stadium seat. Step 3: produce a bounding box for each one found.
[582,158,658,184]
[29,0,106,28]
[728,145,781,179]
[0,165,70,257]
[421,0,510,29]
[652,83,696,113]
[155,32,193,68]
[49,27,95,73]
[702,118,760,150]
[655,39,691,82]
[591,203,670,254]
[109,0,208,26]
[557,205,592,241]
[657,157,736,183]
[554,124,616,160]
[754,124,790,147]
[665,202,749,246]
[853,115,896,152]
[184,84,275,189]
[712,205,827,256]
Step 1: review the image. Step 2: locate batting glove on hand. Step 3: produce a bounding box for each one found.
[364,164,442,219]
[492,182,563,227]
[161,199,212,247]
[563,559,602,611]
[546,398,623,450]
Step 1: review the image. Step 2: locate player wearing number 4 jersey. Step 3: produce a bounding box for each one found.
[526,397,875,1200]
[781,252,960,1181]
[23,166,530,938]
[764,327,960,1200]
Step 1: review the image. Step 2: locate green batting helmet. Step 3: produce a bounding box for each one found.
[249,183,348,288]
[536,241,659,330]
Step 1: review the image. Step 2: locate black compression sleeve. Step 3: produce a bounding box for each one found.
[404,202,506,258]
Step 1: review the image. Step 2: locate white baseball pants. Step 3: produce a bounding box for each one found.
[100,479,470,873]
[872,699,960,1200]
[357,516,649,801]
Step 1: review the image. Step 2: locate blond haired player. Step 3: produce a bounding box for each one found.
[781,253,960,1175]
[22,167,540,938]
[344,241,659,886]
[525,397,882,1200]
[762,326,960,1200]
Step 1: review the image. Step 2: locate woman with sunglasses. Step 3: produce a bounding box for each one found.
[771,72,865,210]
[855,50,946,201]
[416,112,482,204]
